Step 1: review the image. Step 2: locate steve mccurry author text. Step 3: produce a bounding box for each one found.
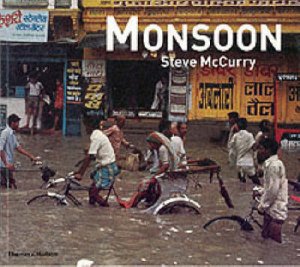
[161,55,257,70]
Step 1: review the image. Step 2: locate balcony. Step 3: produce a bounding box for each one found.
[82,0,300,33]
[83,0,300,7]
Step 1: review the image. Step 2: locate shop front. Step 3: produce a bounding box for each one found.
[82,46,170,119]
[107,60,168,118]
[0,43,82,135]
[82,46,299,125]
[189,48,300,124]
[81,1,300,125]
[0,3,81,136]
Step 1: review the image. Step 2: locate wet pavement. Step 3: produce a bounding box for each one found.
[0,120,299,266]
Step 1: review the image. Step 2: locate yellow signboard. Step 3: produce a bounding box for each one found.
[189,54,300,123]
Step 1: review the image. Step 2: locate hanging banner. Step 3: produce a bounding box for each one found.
[0,9,49,42]
[168,67,189,122]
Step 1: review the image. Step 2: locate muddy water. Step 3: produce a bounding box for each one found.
[0,122,299,265]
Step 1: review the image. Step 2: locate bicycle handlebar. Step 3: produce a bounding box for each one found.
[67,171,74,177]
[32,156,43,166]
[45,172,83,190]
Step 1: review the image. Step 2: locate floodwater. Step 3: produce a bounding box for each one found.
[0,121,299,266]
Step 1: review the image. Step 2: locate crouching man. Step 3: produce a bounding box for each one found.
[117,131,180,209]
[257,138,288,243]
[75,116,119,207]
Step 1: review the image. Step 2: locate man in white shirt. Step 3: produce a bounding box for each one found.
[24,75,44,129]
[75,116,119,207]
[257,138,288,243]
[170,121,187,167]
[228,118,261,185]
[151,76,168,111]
[227,112,239,166]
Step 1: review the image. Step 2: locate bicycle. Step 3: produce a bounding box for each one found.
[203,205,261,232]
[115,158,232,215]
[27,171,90,206]
[204,186,300,232]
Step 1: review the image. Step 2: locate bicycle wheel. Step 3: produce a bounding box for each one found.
[27,194,61,207]
[154,198,201,215]
[203,215,254,232]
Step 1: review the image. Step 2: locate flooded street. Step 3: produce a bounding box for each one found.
[1,121,299,265]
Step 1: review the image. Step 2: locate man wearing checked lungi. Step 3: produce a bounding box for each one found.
[75,115,120,207]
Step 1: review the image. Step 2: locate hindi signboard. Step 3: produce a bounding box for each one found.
[82,60,106,78]
[66,61,82,104]
[276,73,300,81]
[280,133,300,151]
[66,60,82,136]
[83,60,107,118]
[0,9,49,42]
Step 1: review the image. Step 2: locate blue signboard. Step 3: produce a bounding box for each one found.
[0,9,49,42]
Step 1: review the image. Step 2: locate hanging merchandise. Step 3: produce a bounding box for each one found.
[168,67,189,122]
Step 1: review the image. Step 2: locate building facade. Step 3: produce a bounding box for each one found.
[80,0,300,124]
[1,0,299,137]
[0,0,82,135]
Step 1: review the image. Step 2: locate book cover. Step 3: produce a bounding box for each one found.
[0,1,299,266]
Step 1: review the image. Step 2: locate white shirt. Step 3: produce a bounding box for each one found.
[227,125,237,149]
[88,129,115,166]
[255,131,263,143]
[229,130,255,167]
[27,81,44,97]
[254,131,266,166]
[158,145,169,166]
[258,155,288,221]
[151,80,167,110]
[171,136,187,165]
[145,149,159,174]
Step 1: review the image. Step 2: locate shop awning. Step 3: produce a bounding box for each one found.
[0,38,78,46]
[78,33,129,49]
